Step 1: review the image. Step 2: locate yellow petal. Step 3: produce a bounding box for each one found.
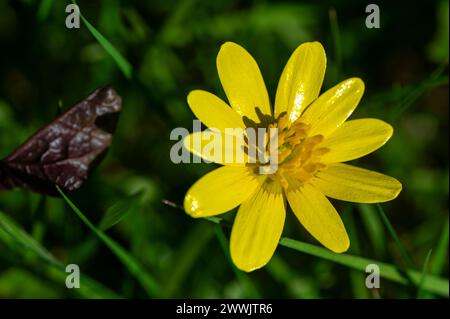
[275,42,326,124]
[183,131,248,166]
[286,181,349,253]
[321,118,393,163]
[312,163,402,203]
[187,90,245,132]
[217,42,272,122]
[230,181,285,272]
[184,166,261,218]
[301,78,365,137]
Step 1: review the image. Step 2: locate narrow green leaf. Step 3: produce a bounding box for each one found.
[163,223,214,298]
[30,195,46,243]
[0,212,59,267]
[206,216,223,224]
[279,238,448,297]
[390,67,448,120]
[344,208,370,298]
[431,217,449,275]
[328,8,342,76]
[204,216,448,296]
[99,192,143,231]
[57,187,159,297]
[423,218,449,298]
[358,204,387,258]
[417,249,433,298]
[376,204,416,269]
[0,211,119,298]
[72,0,133,79]
[376,204,417,289]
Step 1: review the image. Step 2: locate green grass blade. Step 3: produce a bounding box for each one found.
[344,208,370,298]
[279,238,448,297]
[376,204,416,269]
[416,249,432,298]
[328,7,342,76]
[163,223,214,298]
[431,217,449,275]
[0,211,119,298]
[72,0,133,79]
[206,216,223,224]
[358,204,387,258]
[0,211,60,268]
[57,187,159,297]
[423,218,449,298]
[205,216,448,296]
[99,192,143,231]
[390,67,448,120]
[376,204,417,289]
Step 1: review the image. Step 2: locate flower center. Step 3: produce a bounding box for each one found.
[267,113,329,189]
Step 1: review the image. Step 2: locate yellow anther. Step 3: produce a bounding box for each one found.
[313,147,330,156]
[277,113,289,130]
[249,118,328,190]
[308,134,324,145]
[295,170,312,182]
[303,163,317,173]
[278,147,292,163]
[285,134,303,145]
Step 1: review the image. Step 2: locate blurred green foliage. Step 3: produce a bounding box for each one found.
[0,0,448,298]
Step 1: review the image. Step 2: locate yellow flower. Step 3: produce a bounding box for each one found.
[183,41,402,272]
